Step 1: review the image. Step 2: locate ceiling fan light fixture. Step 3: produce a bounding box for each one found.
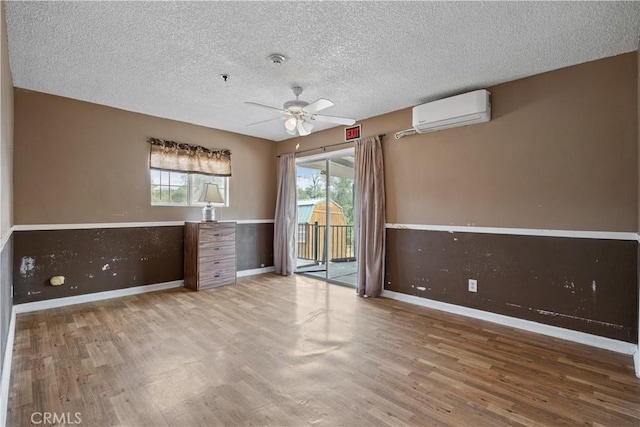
[245,86,355,137]
[285,117,298,131]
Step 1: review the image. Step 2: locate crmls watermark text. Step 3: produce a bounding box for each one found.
[30,412,82,425]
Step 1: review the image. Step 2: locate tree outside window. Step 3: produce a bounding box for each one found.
[150,168,228,206]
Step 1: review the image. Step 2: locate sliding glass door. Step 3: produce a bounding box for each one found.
[295,149,356,287]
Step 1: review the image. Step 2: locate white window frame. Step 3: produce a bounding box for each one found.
[150,168,230,207]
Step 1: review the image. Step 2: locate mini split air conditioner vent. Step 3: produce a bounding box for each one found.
[412,89,491,134]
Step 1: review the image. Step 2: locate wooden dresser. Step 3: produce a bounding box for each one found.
[184,221,237,291]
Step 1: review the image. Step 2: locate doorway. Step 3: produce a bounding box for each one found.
[295,148,356,287]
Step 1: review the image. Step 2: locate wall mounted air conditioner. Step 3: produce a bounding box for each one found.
[412,89,491,134]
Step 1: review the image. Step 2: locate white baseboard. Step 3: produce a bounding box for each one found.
[11,270,274,314]
[13,280,183,314]
[634,349,640,378]
[11,266,277,314]
[0,308,16,427]
[381,290,637,355]
[237,266,275,277]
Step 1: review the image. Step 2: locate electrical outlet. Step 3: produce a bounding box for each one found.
[468,279,478,293]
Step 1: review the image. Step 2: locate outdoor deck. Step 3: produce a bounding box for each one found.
[296,258,357,287]
[296,222,356,287]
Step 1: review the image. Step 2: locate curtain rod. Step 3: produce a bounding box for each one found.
[277,134,386,158]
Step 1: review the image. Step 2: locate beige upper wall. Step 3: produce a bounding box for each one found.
[12,52,638,230]
[13,90,276,224]
[279,52,638,232]
[1,1,13,237]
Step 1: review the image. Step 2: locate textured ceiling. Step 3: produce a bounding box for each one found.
[5,1,640,142]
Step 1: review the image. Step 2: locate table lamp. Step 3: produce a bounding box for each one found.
[199,183,224,221]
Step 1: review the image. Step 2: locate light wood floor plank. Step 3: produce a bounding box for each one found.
[7,273,640,426]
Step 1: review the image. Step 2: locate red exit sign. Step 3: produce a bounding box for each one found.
[345,124,361,142]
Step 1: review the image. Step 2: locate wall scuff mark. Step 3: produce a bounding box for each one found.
[19,256,35,278]
[13,226,185,304]
[385,228,638,342]
[535,309,624,329]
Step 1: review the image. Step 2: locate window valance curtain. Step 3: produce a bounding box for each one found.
[148,137,232,176]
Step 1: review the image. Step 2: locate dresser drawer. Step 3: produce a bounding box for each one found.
[199,240,235,258]
[199,251,235,267]
[184,221,237,291]
[199,266,236,289]
[199,224,235,242]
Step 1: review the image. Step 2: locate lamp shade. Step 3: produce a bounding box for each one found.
[199,183,224,204]
[285,117,297,131]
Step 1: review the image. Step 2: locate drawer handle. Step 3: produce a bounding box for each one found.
[214,248,221,251]
[213,233,222,236]
[214,273,222,278]
[213,261,221,264]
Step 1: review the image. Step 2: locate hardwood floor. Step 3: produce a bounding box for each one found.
[8,273,640,426]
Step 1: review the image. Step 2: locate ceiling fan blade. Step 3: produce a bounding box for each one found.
[244,101,287,114]
[311,114,356,126]
[297,120,313,136]
[303,98,334,114]
[246,117,284,127]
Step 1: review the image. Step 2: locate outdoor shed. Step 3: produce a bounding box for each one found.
[297,199,351,262]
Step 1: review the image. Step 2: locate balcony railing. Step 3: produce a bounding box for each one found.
[297,222,355,263]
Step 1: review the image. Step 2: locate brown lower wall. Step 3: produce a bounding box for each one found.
[385,228,638,343]
[13,223,274,304]
[236,223,274,271]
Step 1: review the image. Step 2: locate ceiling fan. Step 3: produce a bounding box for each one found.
[245,87,355,136]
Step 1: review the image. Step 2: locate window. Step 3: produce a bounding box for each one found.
[150,168,229,206]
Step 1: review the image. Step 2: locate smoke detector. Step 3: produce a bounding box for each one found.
[267,53,287,65]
